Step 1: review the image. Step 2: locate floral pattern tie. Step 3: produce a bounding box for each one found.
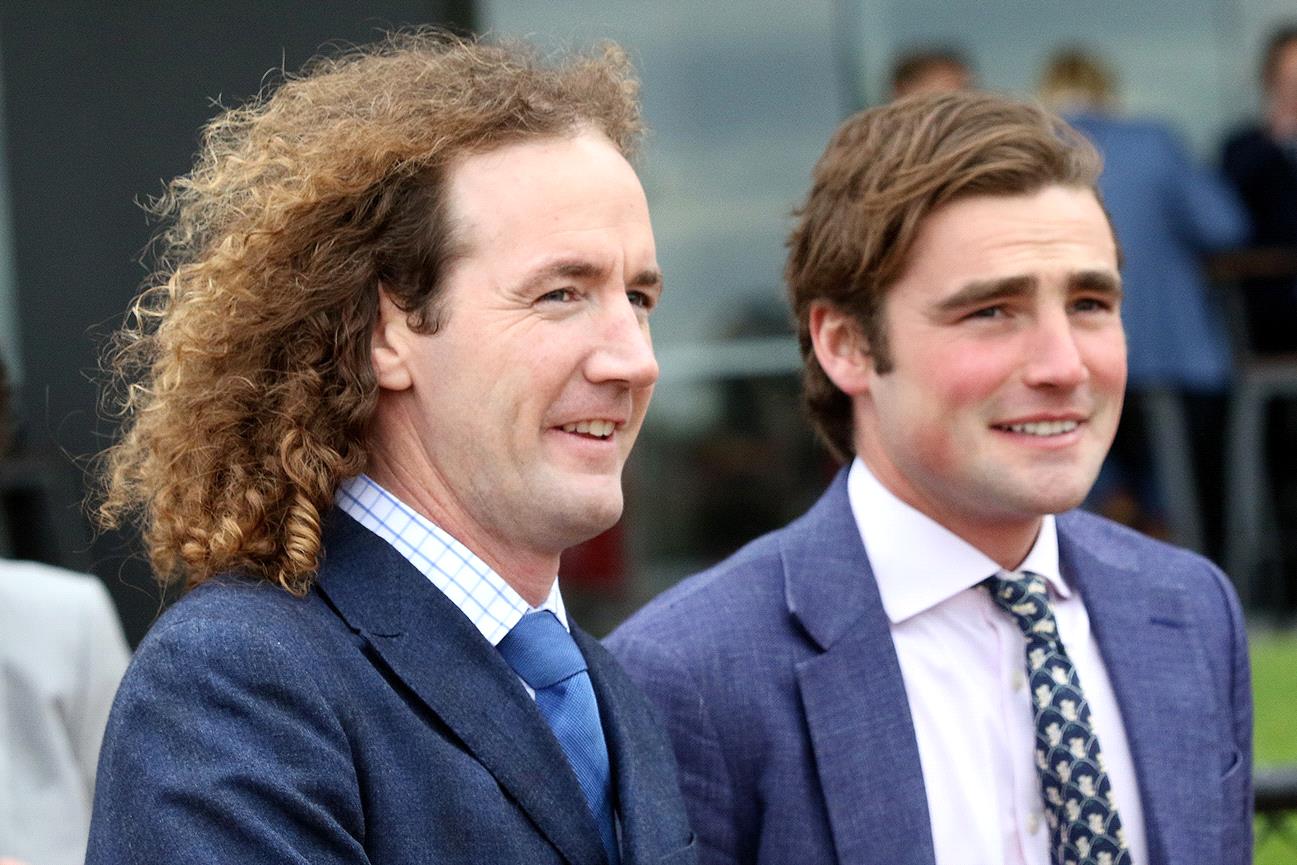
[983,571,1133,865]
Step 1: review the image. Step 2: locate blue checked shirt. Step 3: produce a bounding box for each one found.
[335,474,568,647]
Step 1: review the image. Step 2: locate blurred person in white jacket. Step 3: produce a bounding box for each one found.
[0,355,130,865]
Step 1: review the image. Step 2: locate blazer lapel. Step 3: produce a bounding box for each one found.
[785,471,936,865]
[577,626,690,865]
[315,510,607,865]
[1059,519,1218,865]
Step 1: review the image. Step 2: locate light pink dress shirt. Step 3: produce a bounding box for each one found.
[847,459,1149,865]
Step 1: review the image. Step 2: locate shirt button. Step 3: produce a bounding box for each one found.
[1028,813,1042,834]
[1013,671,1026,691]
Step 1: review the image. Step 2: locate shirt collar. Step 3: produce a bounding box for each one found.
[846,458,1065,625]
[335,474,567,645]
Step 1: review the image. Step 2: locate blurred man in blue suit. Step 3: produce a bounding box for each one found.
[88,31,694,865]
[609,92,1252,865]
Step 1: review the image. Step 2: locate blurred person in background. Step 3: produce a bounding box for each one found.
[610,91,1251,865]
[1221,24,1297,355]
[0,353,130,865]
[1220,25,1297,615]
[1040,47,1248,560]
[889,46,973,98]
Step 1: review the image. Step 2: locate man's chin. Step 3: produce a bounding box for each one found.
[964,474,1096,525]
[1015,484,1093,519]
[537,484,625,549]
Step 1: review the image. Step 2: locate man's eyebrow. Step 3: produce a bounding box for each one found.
[518,258,663,293]
[932,275,1035,315]
[931,269,1123,316]
[1070,270,1123,298]
[629,268,664,290]
[512,259,604,296]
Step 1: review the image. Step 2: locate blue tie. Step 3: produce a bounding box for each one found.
[984,571,1132,865]
[497,611,619,865]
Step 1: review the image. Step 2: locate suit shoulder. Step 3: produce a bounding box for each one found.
[1057,509,1237,598]
[149,573,320,629]
[611,474,857,650]
[130,576,348,692]
[611,528,787,640]
[1124,117,1177,141]
[91,579,366,863]
[1060,507,1192,557]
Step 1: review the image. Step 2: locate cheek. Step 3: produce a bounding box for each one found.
[917,345,1008,412]
[631,383,654,418]
[1082,330,1128,391]
[881,371,974,469]
[895,349,1009,469]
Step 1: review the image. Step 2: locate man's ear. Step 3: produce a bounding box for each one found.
[809,301,874,396]
[371,289,413,392]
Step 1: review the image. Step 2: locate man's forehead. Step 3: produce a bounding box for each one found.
[445,129,623,196]
[434,129,656,291]
[442,130,641,241]
[915,186,1113,251]
[888,185,1118,296]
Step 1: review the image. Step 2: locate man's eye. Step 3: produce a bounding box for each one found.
[539,288,577,303]
[628,290,656,310]
[967,306,1004,319]
[1073,297,1113,313]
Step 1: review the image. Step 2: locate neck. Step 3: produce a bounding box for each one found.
[910,501,1040,572]
[968,523,1040,572]
[855,456,1042,572]
[364,448,560,608]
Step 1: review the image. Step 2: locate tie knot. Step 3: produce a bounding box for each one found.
[497,610,587,690]
[982,570,1060,641]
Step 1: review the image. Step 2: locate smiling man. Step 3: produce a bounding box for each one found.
[88,33,695,865]
[609,92,1252,865]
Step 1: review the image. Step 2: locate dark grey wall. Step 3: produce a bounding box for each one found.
[0,2,475,645]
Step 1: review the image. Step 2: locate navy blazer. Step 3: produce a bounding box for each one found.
[87,510,696,865]
[607,470,1252,865]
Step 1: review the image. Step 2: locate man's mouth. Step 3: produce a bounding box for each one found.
[992,419,1080,437]
[560,419,618,439]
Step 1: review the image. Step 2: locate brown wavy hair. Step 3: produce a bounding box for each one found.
[785,90,1103,462]
[96,29,644,593]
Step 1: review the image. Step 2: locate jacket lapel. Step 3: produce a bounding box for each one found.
[577,626,691,865]
[1058,517,1217,865]
[785,471,936,865]
[315,510,607,865]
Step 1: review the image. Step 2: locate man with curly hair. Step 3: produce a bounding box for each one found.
[88,32,695,865]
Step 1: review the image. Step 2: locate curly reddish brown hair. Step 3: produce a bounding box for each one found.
[96,29,644,594]
[785,90,1103,462]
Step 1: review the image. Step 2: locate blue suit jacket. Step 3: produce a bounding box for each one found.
[607,470,1252,865]
[87,510,696,865]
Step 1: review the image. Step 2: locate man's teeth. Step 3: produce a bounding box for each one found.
[1001,420,1079,436]
[562,420,615,438]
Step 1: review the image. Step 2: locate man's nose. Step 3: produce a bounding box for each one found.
[586,295,659,388]
[1022,310,1088,389]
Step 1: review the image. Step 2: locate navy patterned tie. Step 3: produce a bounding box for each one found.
[983,571,1132,865]
[497,611,619,865]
